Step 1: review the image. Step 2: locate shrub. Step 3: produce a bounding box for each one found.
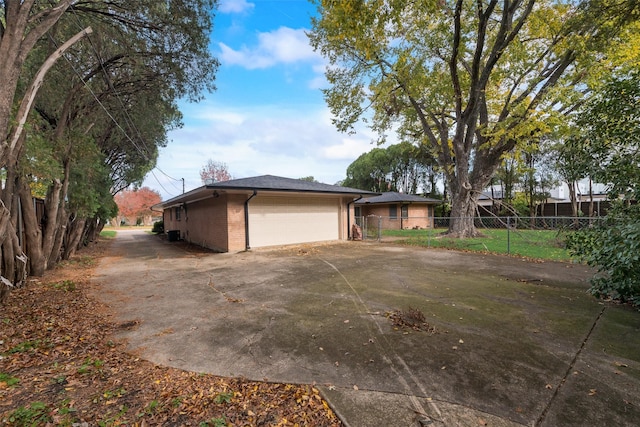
[567,205,640,307]
[152,220,164,233]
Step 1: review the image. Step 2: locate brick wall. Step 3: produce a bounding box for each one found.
[226,194,247,252]
[360,204,433,229]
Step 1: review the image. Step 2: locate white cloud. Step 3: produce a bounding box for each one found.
[143,102,378,199]
[219,27,323,69]
[193,110,245,126]
[322,138,374,160]
[219,0,254,14]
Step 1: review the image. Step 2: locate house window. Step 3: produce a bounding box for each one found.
[175,206,181,221]
[389,204,398,219]
[401,204,409,219]
[354,206,362,217]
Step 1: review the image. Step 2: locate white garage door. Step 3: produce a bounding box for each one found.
[248,196,340,248]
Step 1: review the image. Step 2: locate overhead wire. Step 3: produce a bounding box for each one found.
[49,7,185,197]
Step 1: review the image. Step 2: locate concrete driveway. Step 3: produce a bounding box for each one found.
[93,229,640,426]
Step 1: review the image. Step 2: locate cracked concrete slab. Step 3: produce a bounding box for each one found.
[92,229,640,427]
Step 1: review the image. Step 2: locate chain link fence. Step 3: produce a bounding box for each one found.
[354,215,602,259]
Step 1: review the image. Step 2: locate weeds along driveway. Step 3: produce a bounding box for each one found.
[93,229,640,426]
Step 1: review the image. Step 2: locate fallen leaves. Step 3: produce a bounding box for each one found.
[0,238,341,426]
[386,307,438,334]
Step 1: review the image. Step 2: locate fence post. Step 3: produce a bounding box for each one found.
[506,216,511,254]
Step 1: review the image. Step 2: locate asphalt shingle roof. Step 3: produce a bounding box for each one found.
[355,192,440,204]
[205,175,377,195]
[155,175,379,208]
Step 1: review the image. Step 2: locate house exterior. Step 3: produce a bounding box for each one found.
[477,180,611,217]
[354,192,440,230]
[154,175,378,252]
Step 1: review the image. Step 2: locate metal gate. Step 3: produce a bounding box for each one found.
[356,215,381,241]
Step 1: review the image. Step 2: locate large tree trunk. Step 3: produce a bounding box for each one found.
[84,217,107,243]
[48,158,73,267]
[42,179,63,269]
[63,216,86,260]
[448,186,482,237]
[0,153,20,288]
[18,179,45,276]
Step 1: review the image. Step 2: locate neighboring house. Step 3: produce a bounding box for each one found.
[153,175,378,252]
[354,192,440,229]
[478,181,611,217]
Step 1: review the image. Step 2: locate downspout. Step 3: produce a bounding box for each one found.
[347,195,363,240]
[244,190,257,250]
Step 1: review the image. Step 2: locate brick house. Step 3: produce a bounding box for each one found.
[354,192,440,230]
[154,175,377,252]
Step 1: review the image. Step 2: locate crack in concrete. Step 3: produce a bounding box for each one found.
[534,305,607,426]
[320,257,444,425]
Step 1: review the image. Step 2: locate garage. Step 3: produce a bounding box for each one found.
[248,196,340,248]
[155,175,378,252]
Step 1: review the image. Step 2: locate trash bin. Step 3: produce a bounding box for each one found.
[167,230,180,242]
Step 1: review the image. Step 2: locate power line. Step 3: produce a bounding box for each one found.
[47,14,187,197]
[149,169,177,198]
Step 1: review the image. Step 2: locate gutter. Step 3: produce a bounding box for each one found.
[347,195,363,240]
[244,190,257,250]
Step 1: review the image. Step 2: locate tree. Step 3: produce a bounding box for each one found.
[567,69,640,306]
[554,136,593,218]
[387,142,438,195]
[342,148,390,192]
[342,142,438,193]
[200,159,231,184]
[521,143,558,219]
[114,187,162,226]
[0,0,218,298]
[309,0,639,237]
[299,176,318,182]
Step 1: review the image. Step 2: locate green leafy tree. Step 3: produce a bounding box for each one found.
[0,0,218,291]
[343,142,438,193]
[554,136,593,218]
[309,0,639,237]
[567,69,640,306]
[298,176,318,183]
[342,147,391,192]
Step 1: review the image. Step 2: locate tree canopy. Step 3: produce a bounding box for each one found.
[200,159,232,184]
[342,142,439,194]
[309,0,640,236]
[566,65,640,306]
[0,0,218,297]
[115,187,162,225]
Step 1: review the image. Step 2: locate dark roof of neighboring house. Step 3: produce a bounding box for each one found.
[354,192,440,205]
[205,175,377,195]
[154,175,379,209]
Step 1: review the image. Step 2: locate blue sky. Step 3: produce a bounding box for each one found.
[142,0,379,200]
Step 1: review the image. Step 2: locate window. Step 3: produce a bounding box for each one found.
[389,204,398,219]
[175,206,181,221]
[401,204,409,219]
[354,206,362,217]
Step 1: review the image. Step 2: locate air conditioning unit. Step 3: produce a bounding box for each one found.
[204,178,215,186]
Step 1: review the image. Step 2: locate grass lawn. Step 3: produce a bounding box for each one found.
[383,227,573,261]
[100,229,117,238]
